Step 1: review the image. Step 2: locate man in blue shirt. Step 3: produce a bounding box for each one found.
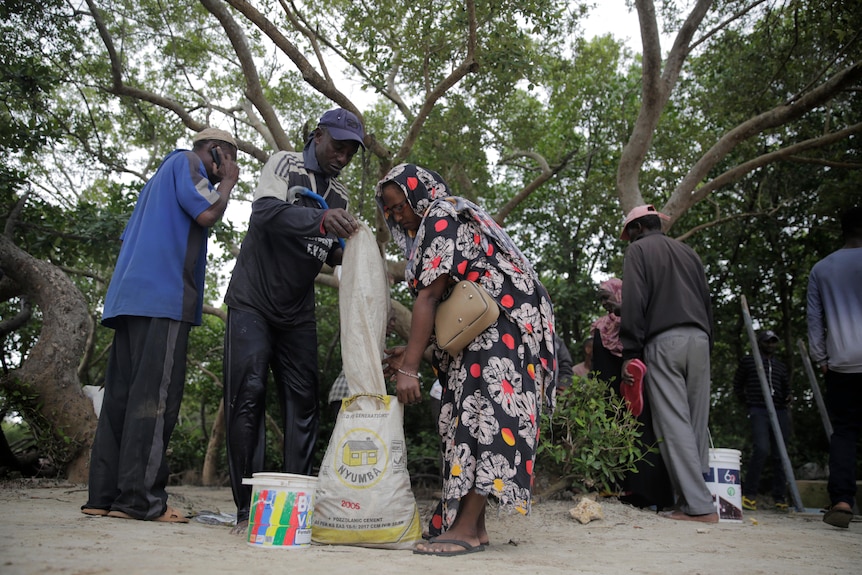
[807,206,862,529]
[83,128,240,522]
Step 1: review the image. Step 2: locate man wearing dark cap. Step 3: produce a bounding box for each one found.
[733,329,792,511]
[807,205,862,528]
[223,108,364,534]
[619,204,717,522]
[83,127,240,522]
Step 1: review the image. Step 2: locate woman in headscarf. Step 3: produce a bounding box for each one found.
[591,278,673,510]
[377,164,556,556]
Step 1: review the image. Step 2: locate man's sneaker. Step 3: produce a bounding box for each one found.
[742,496,757,511]
[774,501,789,510]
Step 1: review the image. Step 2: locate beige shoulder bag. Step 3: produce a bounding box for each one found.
[434,281,500,355]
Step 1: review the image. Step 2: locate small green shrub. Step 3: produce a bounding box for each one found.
[538,375,647,493]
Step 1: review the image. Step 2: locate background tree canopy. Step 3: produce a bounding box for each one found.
[1,0,860,487]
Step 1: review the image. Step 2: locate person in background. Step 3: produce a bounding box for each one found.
[733,329,792,511]
[591,278,624,394]
[328,370,350,420]
[572,338,593,379]
[619,204,716,522]
[222,108,364,535]
[807,205,862,529]
[377,164,556,556]
[591,276,673,510]
[83,128,240,522]
[555,334,575,390]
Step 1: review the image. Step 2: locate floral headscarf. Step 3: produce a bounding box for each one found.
[591,277,623,357]
[375,163,538,283]
[375,164,450,259]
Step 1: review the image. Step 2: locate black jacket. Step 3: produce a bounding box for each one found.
[733,355,791,408]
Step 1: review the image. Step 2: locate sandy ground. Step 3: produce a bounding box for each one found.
[1,480,859,575]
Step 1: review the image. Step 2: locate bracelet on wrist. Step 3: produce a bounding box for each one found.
[397,368,420,380]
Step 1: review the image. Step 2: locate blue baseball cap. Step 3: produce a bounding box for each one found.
[318,108,366,149]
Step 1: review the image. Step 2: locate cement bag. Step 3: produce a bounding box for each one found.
[339,222,389,396]
[312,223,422,549]
[312,394,422,548]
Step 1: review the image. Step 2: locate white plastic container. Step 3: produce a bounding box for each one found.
[241,473,318,548]
[704,448,743,523]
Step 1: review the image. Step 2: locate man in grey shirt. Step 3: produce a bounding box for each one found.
[619,204,716,523]
[807,206,862,529]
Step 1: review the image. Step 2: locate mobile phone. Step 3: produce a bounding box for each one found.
[210,147,221,168]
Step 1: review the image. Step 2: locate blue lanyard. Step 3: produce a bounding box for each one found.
[291,187,346,250]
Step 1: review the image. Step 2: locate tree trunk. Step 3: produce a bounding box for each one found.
[201,397,225,486]
[0,235,97,482]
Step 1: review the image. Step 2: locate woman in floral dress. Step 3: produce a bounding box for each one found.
[377,164,556,556]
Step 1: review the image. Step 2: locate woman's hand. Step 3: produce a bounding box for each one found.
[395,371,423,405]
[382,347,422,404]
[382,346,406,380]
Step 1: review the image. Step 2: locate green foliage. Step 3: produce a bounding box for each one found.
[538,376,647,492]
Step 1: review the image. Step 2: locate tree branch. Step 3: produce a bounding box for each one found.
[690,0,769,51]
[84,0,268,164]
[392,0,480,167]
[199,0,291,151]
[683,121,862,210]
[618,0,713,210]
[674,204,787,242]
[496,148,578,225]
[666,63,862,218]
[224,0,384,157]
[0,298,32,338]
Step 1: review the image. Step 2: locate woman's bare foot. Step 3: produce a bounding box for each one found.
[414,529,485,556]
[423,530,489,546]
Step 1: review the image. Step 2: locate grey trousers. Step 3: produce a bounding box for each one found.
[644,326,715,515]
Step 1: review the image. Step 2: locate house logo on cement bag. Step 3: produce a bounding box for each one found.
[335,428,390,488]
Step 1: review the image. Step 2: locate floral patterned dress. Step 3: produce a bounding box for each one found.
[407,198,556,533]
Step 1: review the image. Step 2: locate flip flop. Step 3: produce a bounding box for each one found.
[81,507,109,517]
[107,506,189,523]
[623,359,646,417]
[154,506,190,523]
[107,510,136,520]
[823,507,853,528]
[422,531,490,546]
[413,537,485,557]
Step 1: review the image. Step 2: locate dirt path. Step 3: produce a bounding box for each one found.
[1,480,858,574]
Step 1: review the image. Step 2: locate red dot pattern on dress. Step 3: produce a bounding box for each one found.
[502,333,515,349]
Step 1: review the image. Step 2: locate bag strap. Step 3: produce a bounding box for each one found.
[342,393,391,410]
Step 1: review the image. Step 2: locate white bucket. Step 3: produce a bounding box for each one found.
[704,448,743,523]
[241,472,318,548]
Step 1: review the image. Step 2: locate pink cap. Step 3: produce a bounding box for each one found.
[620,204,671,240]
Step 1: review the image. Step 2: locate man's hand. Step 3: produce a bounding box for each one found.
[212,147,239,187]
[621,358,635,386]
[323,208,359,238]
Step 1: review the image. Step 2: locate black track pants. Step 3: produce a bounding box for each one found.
[86,316,190,519]
[223,307,320,522]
